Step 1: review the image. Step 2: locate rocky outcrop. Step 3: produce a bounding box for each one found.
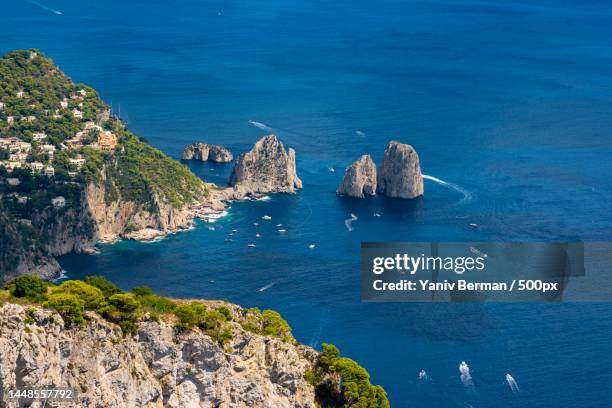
[0,302,317,408]
[229,135,302,194]
[84,169,197,243]
[336,155,377,198]
[377,140,424,199]
[182,142,233,163]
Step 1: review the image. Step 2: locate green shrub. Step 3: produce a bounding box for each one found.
[137,294,177,315]
[216,306,232,321]
[173,302,233,346]
[320,343,340,370]
[261,310,293,342]
[312,343,389,408]
[53,280,105,310]
[99,293,144,335]
[44,293,85,327]
[132,286,154,297]
[174,302,207,330]
[5,275,48,302]
[84,276,123,298]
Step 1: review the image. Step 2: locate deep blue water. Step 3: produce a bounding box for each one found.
[3,0,612,406]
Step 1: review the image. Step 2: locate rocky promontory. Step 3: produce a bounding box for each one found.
[182,142,233,163]
[336,155,377,198]
[0,277,389,408]
[229,135,302,194]
[377,140,424,199]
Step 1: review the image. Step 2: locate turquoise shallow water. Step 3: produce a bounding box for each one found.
[3,0,612,406]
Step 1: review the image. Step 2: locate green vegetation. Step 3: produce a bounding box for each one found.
[84,275,122,298]
[99,293,144,335]
[306,343,389,408]
[43,293,85,327]
[1,275,388,405]
[174,301,233,347]
[52,280,105,310]
[241,307,294,342]
[5,275,48,302]
[0,49,209,277]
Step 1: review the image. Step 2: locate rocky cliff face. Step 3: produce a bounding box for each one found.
[229,135,302,194]
[182,143,233,163]
[336,155,377,198]
[84,170,197,243]
[0,302,317,408]
[377,141,424,199]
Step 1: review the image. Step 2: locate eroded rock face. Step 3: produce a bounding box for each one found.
[336,155,377,198]
[182,142,233,163]
[0,302,317,408]
[377,140,424,199]
[229,135,302,194]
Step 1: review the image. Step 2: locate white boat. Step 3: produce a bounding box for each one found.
[262,215,272,220]
[308,244,316,249]
[256,233,261,238]
[247,243,256,248]
[277,229,286,233]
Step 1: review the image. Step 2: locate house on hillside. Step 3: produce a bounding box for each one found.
[98,131,118,152]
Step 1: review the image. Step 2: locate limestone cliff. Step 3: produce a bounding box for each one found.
[84,168,200,243]
[0,302,318,408]
[336,155,377,198]
[377,141,424,199]
[182,142,233,163]
[229,135,302,194]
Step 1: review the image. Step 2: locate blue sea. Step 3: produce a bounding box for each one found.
[3,0,612,406]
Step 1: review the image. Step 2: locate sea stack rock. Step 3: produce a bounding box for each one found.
[377,140,424,199]
[229,134,302,193]
[336,155,377,198]
[182,142,233,163]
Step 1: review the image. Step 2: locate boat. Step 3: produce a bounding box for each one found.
[469,223,478,229]
[247,243,256,248]
[308,244,316,249]
[277,229,286,233]
[262,215,272,220]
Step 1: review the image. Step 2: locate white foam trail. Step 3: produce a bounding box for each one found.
[26,0,63,15]
[248,120,275,132]
[469,246,488,258]
[52,269,68,283]
[459,361,474,388]
[505,374,519,394]
[355,130,366,137]
[259,281,277,292]
[344,213,358,231]
[203,210,228,223]
[423,174,474,204]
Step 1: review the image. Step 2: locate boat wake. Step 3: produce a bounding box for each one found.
[505,373,519,394]
[423,174,474,204]
[459,361,474,389]
[258,281,277,292]
[344,213,358,231]
[248,120,275,133]
[25,0,63,15]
